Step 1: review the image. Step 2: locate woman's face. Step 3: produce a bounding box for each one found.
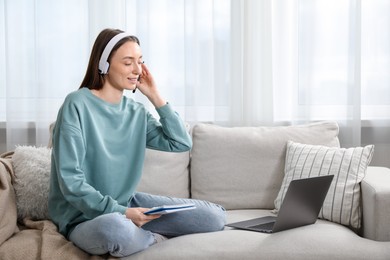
[105,40,143,91]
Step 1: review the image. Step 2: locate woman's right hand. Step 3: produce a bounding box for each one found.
[125,207,161,227]
[136,63,166,108]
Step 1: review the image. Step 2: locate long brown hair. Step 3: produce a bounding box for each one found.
[79,28,140,90]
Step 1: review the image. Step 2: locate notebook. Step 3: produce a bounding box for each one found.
[226,175,334,233]
[144,203,196,215]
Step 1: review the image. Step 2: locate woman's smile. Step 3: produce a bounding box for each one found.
[128,77,138,84]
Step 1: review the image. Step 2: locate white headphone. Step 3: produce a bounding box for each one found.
[98,32,131,74]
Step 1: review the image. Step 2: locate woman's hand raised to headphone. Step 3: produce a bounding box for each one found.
[136,63,167,108]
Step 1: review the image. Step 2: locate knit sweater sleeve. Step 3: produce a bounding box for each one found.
[145,103,192,152]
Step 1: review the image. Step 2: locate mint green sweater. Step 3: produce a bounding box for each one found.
[48,88,192,237]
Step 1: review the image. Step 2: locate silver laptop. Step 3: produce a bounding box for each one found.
[226,175,334,233]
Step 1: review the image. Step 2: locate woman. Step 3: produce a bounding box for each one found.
[48,28,226,257]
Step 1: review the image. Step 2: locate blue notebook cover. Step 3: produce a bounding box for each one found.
[144,203,196,215]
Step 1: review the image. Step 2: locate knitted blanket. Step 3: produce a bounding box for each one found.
[0,153,109,260]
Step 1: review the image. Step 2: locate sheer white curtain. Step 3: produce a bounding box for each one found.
[1,0,389,166]
[0,0,231,151]
[231,0,390,166]
[0,0,90,152]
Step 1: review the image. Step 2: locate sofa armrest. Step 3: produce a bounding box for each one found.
[0,155,19,246]
[361,166,390,241]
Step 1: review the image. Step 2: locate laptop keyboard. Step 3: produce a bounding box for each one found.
[247,222,275,233]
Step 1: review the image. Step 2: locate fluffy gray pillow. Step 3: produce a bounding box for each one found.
[12,146,51,220]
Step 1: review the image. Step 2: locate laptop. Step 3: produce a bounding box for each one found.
[226,175,334,233]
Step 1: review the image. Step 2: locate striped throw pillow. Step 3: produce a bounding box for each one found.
[274,141,374,230]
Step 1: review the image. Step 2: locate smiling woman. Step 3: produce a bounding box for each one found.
[86,30,166,107]
[78,29,147,104]
[79,30,142,93]
[47,28,226,257]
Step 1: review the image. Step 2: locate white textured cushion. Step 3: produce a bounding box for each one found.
[190,122,340,209]
[274,141,374,230]
[12,146,51,220]
[137,149,190,198]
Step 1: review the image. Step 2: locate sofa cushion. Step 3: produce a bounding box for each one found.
[136,148,190,198]
[274,141,374,230]
[190,122,340,210]
[12,146,51,220]
[130,209,390,260]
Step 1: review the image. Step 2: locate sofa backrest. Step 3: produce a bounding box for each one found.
[136,148,190,198]
[48,121,340,209]
[190,121,340,210]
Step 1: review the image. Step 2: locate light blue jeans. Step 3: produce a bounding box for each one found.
[68,192,226,257]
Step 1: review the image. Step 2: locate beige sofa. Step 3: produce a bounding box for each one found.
[1,121,390,260]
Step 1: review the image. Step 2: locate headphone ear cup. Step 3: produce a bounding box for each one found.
[104,62,110,74]
[102,62,110,74]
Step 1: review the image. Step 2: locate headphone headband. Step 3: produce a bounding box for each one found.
[98,32,131,74]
